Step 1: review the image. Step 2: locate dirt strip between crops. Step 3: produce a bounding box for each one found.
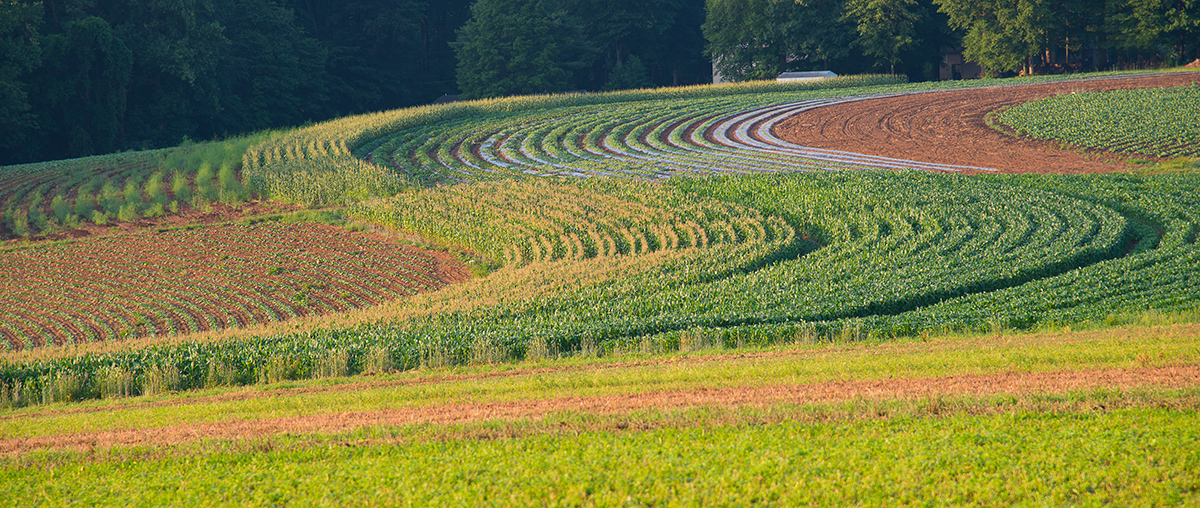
[773,72,1200,174]
[3,364,1196,454]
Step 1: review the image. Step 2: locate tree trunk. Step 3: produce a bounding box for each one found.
[1180,33,1186,65]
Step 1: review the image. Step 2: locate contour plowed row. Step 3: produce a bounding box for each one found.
[351,179,798,268]
[350,73,1200,186]
[772,73,1200,174]
[360,92,989,187]
[0,222,466,350]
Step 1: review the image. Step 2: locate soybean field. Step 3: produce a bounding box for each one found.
[998,84,1200,158]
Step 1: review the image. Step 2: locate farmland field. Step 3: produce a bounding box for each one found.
[997,84,1200,158]
[1,69,1199,504]
[3,324,1199,505]
[773,73,1200,173]
[0,218,466,349]
[0,132,283,241]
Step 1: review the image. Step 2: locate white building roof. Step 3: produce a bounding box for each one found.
[776,71,838,81]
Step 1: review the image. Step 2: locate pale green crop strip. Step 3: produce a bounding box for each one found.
[0,133,274,240]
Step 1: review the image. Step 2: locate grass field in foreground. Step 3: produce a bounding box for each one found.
[2,322,1197,505]
[7,408,1199,506]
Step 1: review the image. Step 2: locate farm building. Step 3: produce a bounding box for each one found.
[776,71,838,82]
[940,48,983,80]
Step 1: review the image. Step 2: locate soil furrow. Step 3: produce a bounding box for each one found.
[773,73,1200,174]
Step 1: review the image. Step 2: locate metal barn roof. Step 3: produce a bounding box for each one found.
[776,71,838,82]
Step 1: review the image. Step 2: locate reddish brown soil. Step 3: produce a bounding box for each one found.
[2,363,1195,454]
[774,73,1200,174]
[0,221,468,349]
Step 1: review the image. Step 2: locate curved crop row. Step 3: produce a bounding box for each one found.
[244,71,1191,206]
[362,92,995,188]
[867,173,1200,332]
[5,170,1197,406]
[349,178,798,269]
[400,172,1134,348]
[0,221,453,349]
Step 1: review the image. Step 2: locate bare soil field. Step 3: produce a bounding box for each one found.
[773,73,1200,174]
[0,221,467,349]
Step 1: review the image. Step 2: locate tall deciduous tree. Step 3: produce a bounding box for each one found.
[289,0,423,115]
[31,15,132,158]
[704,0,785,81]
[417,0,473,101]
[845,0,925,73]
[215,0,329,134]
[454,0,574,99]
[1107,0,1200,64]
[705,0,854,81]
[649,0,710,86]
[114,0,228,148]
[0,0,42,160]
[935,0,1057,76]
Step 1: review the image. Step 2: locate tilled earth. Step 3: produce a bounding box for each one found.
[773,73,1200,174]
[0,221,468,348]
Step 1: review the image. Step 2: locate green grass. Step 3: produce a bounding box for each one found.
[4,321,1197,439]
[4,407,1198,506]
[2,309,1197,506]
[1131,157,1200,175]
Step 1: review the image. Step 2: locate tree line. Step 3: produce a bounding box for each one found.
[2,0,1196,165]
[706,0,1198,81]
[0,0,477,165]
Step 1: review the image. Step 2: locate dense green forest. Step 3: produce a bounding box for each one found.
[1,0,1196,165]
[705,0,1200,81]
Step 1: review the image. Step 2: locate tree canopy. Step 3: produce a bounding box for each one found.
[705,0,1197,79]
[455,0,710,98]
[0,0,1194,165]
[0,0,466,165]
[455,0,575,99]
[845,0,926,74]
